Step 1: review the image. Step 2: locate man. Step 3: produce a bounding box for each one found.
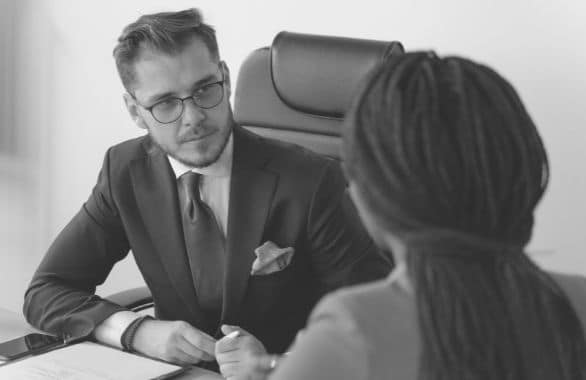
[23,8,390,376]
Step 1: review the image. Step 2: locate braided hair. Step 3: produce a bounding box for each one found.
[343,52,586,380]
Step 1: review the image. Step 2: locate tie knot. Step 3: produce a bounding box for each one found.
[179,171,201,200]
[180,171,200,186]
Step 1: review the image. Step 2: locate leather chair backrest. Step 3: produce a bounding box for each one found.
[234,31,404,159]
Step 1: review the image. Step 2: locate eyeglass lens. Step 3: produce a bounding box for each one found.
[151,82,223,123]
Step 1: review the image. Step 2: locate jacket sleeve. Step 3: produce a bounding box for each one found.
[23,148,131,341]
[306,160,392,293]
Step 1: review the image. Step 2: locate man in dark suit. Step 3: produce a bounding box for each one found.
[23,8,390,376]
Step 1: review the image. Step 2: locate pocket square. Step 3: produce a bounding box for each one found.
[250,241,294,275]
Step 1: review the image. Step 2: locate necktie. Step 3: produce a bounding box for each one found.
[178,172,225,323]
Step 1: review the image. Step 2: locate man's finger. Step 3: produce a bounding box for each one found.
[216,348,241,364]
[219,362,239,379]
[220,324,241,335]
[215,333,241,353]
[251,354,280,371]
[221,324,254,337]
[178,336,215,362]
[182,327,217,356]
[184,325,216,342]
[165,346,203,366]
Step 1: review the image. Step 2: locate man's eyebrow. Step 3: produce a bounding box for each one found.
[145,91,175,105]
[145,73,220,105]
[191,73,219,89]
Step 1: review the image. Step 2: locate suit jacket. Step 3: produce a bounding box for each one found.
[23,126,390,353]
[271,271,586,379]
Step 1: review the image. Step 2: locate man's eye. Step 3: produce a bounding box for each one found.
[193,87,207,97]
[159,99,177,106]
[194,83,215,96]
[154,98,179,112]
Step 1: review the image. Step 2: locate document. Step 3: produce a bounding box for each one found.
[0,341,185,379]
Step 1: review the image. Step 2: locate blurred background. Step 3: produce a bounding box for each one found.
[1,0,585,313]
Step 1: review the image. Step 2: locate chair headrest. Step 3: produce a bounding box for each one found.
[270,31,403,118]
[234,31,404,156]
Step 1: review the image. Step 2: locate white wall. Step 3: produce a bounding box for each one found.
[1,0,585,313]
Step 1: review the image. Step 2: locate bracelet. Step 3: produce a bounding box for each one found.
[120,315,154,352]
[269,355,279,370]
[266,354,283,371]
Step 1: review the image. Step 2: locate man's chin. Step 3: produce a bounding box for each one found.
[176,136,232,168]
[151,127,232,168]
[171,149,222,168]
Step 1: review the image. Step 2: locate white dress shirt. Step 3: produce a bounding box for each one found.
[93,133,234,348]
[167,133,233,238]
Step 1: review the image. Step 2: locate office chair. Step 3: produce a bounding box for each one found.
[107,31,404,311]
[235,31,403,159]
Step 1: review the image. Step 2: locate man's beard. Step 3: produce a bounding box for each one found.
[150,124,232,168]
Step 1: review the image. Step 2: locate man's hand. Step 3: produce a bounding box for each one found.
[215,325,267,379]
[230,353,281,380]
[132,319,216,365]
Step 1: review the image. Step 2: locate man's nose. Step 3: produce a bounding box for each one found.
[181,98,206,125]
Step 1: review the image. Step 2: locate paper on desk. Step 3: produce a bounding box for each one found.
[0,341,184,380]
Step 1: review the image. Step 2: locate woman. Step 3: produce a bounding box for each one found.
[258,52,586,379]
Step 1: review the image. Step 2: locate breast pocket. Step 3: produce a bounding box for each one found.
[248,259,296,289]
[246,258,319,323]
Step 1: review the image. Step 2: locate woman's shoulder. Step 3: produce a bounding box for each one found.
[549,272,586,300]
[316,277,412,318]
[549,272,586,324]
[309,276,420,379]
[550,271,586,286]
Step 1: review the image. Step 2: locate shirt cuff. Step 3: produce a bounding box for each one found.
[93,310,141,349]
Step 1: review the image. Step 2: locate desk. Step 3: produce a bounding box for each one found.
[0,308,222,379]
[0,308,35,342]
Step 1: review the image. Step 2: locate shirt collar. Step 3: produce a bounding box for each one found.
[168,132,233,179]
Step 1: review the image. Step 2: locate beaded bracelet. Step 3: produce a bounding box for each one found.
[120,315,154,352]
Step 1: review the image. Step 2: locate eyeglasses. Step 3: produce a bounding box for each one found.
[137,71,225,124]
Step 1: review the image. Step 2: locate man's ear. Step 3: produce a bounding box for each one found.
[123,93,148,130]
[220,61,231,100]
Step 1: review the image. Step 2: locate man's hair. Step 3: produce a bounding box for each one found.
[113,8,219,94]
[343,52,586,379]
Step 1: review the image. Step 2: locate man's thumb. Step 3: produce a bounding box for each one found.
[221,324,241,336]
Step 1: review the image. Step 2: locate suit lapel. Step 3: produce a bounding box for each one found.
[221,127,278,322]
[130,140,206,326]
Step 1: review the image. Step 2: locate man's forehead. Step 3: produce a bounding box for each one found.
[133,39,217,76]
[136,36,215,62]
[131,41,219,100]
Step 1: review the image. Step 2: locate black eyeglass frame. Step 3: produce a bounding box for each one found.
[133,68,225,124]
